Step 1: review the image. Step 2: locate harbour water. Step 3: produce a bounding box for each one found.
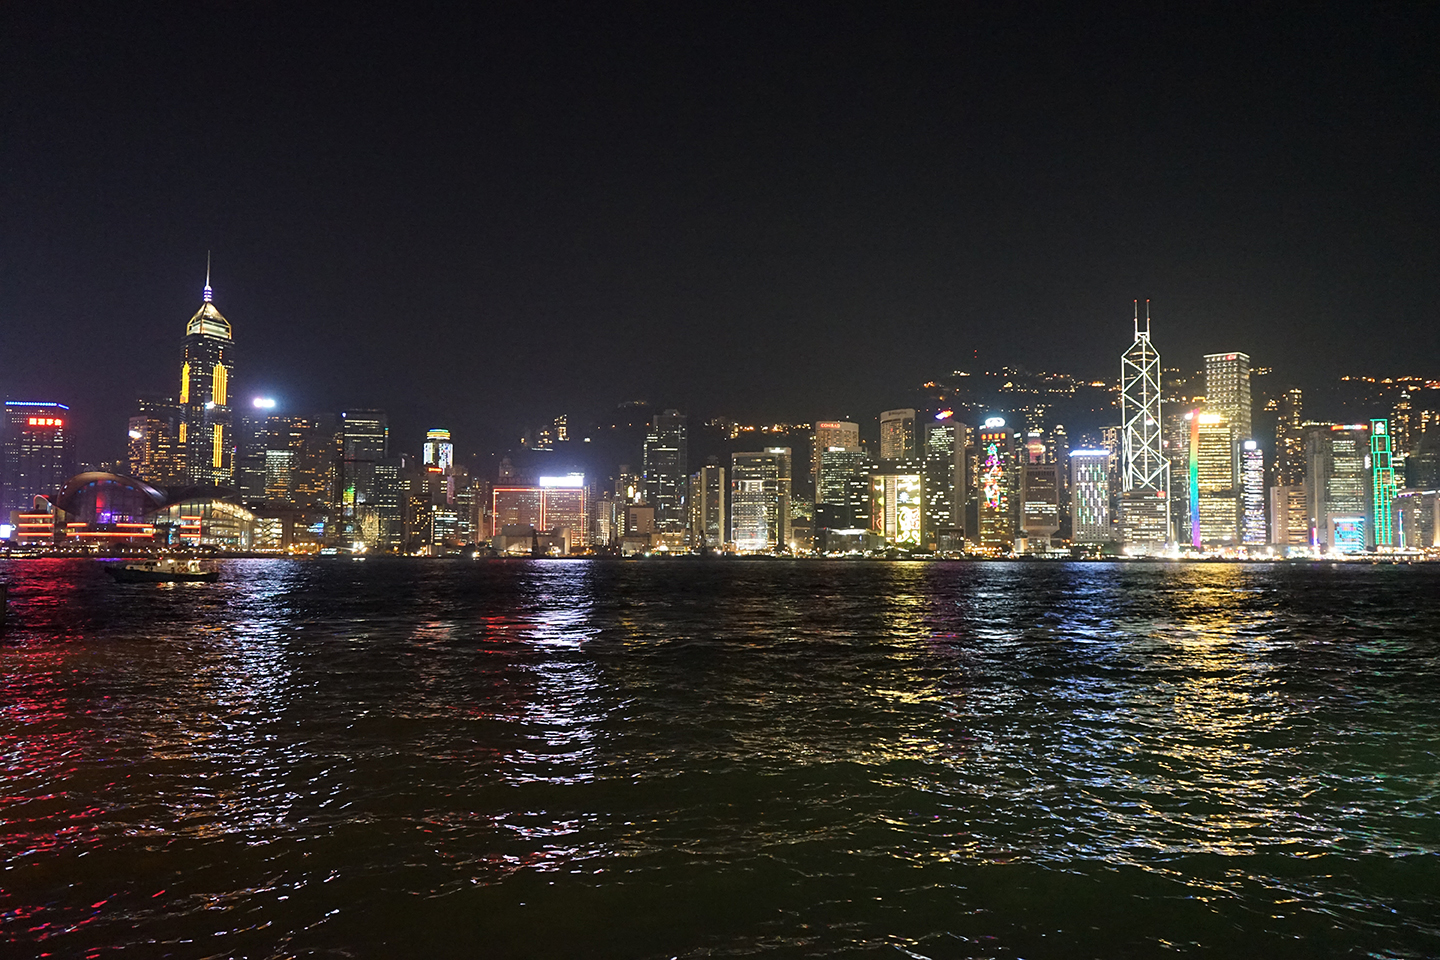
[2,558,1437,958]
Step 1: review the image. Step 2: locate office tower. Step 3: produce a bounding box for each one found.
[815,446,871,531]
[1370,419,1397,549]
[1203,352,1252,443]
[1274,387,1304,484]
[1020,461,1060,548]
[2,401,76,525]
[730,448,790,552]
[1394,489,1439,549]
[340,410,391,547]
[127,395,184,486]
[812,421,860,496]
[1306,423,1371,552]
[1241,440,1265,544]
[922,416,968,549]
[260,415,337,512]
[869,465,923,547]
[976,417,1015,551]
[1187,411,1240,548]
[1408,427,1440,490]
[879,409,917,460]
[643,409,688,531]
[688,461,726,549]
[178,265,236,486]
[423,429,454,471]
[1069,449,1111,544]
[234,401,272,502]
[1119,302,1171,549]
[1269,485,1308,549]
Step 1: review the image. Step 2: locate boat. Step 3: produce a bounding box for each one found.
[105,557,219,583]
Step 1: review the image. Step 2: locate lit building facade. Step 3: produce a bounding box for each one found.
[869,464,923,548]
[1269,484,1308,549]
[1188,411,1239,548]
[340,410,393,549]
[1119,303,1171,550]
[730,448,790,552]
[1306,424,1371,551]
[1241,440,1265,544]
[178,270,235,486]
[1394,489,1439,550]
[976,417,1015,552]
[1019,461,1060,548]
[490,474,589,549]
[128,396,184,487]
[1371,418,1397,549]
[1203,352,1252,443]
[2,401,76,527]
[879,409,916,461]
[922,415,968,549]
[688,462,726,549]
[1274,387,1304,485]
[423,428,454,471]
[1069,449,1111,544]
[644,409,688,531]
[812,421,860,496]
[815,447,871,533]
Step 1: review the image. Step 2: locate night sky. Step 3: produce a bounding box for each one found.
[3,3,1437,462]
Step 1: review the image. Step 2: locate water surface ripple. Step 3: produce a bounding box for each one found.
[2,559,1437,958]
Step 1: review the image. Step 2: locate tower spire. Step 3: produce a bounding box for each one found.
[203,251,213,303]
[1145,298,1151,336]
[1133,299,1139,338]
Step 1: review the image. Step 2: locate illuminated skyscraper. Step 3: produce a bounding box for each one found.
[1069,449,1111,544]
[1370,418,1397,549]
[922,415,968,549]
[1274,387,1304,485]
[879,409,917,460]
[1119,302,1171,549]
[1187,411,1239,548]
[730,448,790,552]
[869,464,923,548]
[340,410,391,548]
[178,263,236,486]
[643,409,688,531]
[1241,440,1265,544]
[423,429,454,472]
[1306,423,1371,552]
[127,394,184,486]
[687,461,726,549]
[976,417,1015,552]
[1020,461,1060,548]
[1269,485,1308,549]
[815,446,871,532]
[1203,352,1252,443]
[2,401,76,526]
[812,420,860,496]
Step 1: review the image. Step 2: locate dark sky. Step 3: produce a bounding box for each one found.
[3,3,1437,461]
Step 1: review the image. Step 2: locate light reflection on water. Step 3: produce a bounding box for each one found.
[1,558,1438,957]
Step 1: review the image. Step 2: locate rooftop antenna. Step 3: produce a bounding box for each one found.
[1133,299,1139,337]
[1145,298,1151,336]
[203,251,213,303]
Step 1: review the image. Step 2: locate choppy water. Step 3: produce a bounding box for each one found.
[1,558,1438,959]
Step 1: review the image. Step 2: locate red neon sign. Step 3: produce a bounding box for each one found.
[27,417,64,427]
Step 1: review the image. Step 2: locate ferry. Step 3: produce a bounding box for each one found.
[105,557,219,583]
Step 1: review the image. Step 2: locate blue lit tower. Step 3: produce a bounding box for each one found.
[178,258,236,486]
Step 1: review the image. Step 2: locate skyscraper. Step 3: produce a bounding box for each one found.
[976,417,1015,552]
[730,448,790,552]
[643,409,688,531]
[922,415,968,549]
[1188,411,1239,548]
[687,461,726,549]
[812,420,860,497]
[340,410,391,548]
[1306,423,1371,552]
[815,446,871,532]
[869,465,923,548]
[1274,387,1304,485]
[2,401,76,526]
[1371,418,1397,549]
[1241,440,1265,545]
[178,264,236,486]
[1203,352,1252,443]
[423,429,454,471]
[879,409,917,460]
[1069,449,1111,544]
[1119,302,1170,549]
[127,395,184,487]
